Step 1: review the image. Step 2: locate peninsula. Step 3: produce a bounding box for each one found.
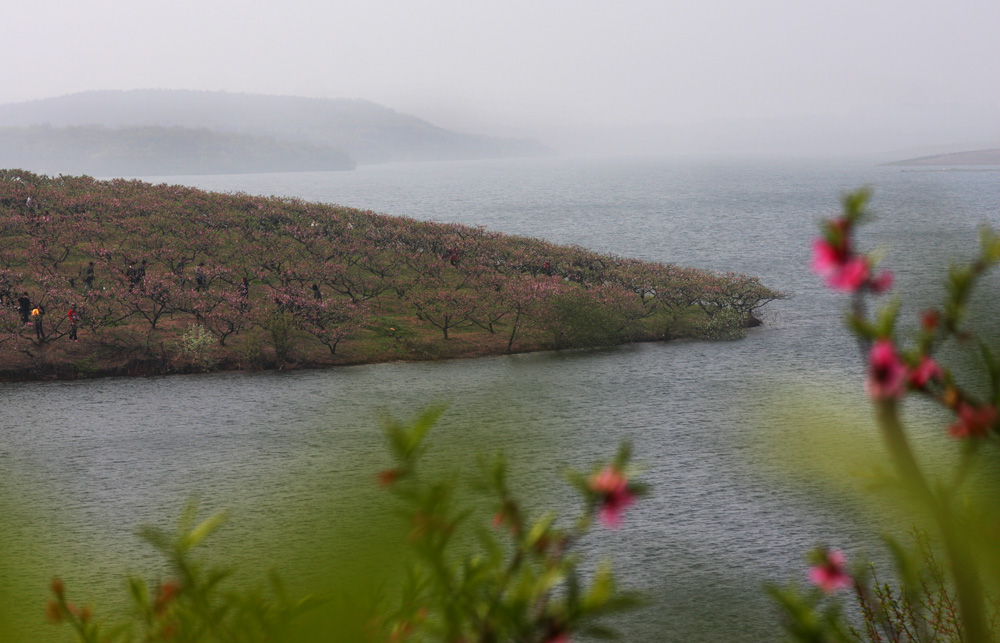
[0,170,784,381]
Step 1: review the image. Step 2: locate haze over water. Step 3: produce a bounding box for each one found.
[4,156,998,640]
[3,0,998,156]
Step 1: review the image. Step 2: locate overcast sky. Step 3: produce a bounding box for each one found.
[3,0,998,154]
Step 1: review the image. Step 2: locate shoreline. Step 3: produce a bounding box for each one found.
[0,333,687,384]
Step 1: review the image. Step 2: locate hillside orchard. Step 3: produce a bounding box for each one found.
[0,169,786,379]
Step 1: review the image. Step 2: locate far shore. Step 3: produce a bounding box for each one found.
[882,148,1000,166]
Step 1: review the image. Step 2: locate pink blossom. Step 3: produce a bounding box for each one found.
[921,309,941,332]
[825,255,870,291]
[866,340,908,400]
[809,549,851,593]
[811,238,846,277]
[812,227,891,293]
[589,467,635,529]
[909,356,942,389]
[869,270,894,294]
[812,237,873,292]
[948,403,997,439]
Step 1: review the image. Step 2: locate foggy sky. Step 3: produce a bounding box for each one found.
[3,0,999,155]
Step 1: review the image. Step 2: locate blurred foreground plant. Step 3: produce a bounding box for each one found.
[45,409,644,642]
[372,406,646,642]
[46,500,322,643]
[771,188,1000,642]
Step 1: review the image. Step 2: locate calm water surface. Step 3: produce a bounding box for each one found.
[3,157,998,641]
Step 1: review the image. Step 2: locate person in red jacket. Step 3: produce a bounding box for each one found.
[68,307,80,341]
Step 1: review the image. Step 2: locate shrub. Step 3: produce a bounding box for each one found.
[689,307,747,341]
[174,323,218,372]
[262,311,297,363]
[545,291,637,349]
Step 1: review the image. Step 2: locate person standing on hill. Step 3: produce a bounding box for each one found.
[238,277,250,312]
[126,262,137,291]
[195,263,206,291]
[17,292,30,324]
[31,304,44,340]
[131,260,147,292]
[68,307,80,341]
[82,261,95,291]
[174,258,186,285]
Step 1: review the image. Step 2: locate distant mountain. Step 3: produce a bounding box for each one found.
[0,90,554,165]
[0,125,354,176]
[882,148,1000,166]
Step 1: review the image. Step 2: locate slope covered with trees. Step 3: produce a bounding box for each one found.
[0,169,785,380]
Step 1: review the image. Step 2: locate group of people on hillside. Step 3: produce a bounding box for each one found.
[15,292,41,339]
[6,257,326,343]
[71,257,215,294]
[4,258,103,342]
[9,291,80,342]
[125,260,147,291]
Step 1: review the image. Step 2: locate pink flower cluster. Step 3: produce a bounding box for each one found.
[588,467,636,529]
[812,218,892,293]
[949,402,998,439]
[866,340,942,400]
[866,338,997,438]
[808,548,852,593]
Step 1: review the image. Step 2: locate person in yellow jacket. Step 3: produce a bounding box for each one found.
[30,305,44,340]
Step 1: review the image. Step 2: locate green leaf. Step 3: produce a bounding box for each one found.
[181,511,229,551]
[406,405,446,456]
[525,512,555,550]
[873,297,900,337]
[534,566,567,595]
[582,561,614,610]
[136,525,172,553]
[177,497,200,535]
[382,404,446,462]
[841,187,872,223]
[979,226,1000,263]
[612,442,633,471]
[977,340,1000,401]
[564,469,591,496]
[127,577,149,610]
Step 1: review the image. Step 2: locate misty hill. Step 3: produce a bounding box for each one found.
[883,148,1000,166]
[0,125,354,176]
[0,90,554,164]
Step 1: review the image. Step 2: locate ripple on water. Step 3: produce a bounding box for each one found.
[4,158,998,641]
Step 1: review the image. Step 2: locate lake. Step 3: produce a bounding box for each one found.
[3,155,998,641]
